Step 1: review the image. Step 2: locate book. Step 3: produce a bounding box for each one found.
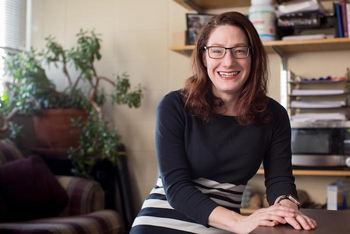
[340,0,348,37]
[334,2,343,37]
[347,3,350,38]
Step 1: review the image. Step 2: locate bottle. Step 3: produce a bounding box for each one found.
[249,0,276,42]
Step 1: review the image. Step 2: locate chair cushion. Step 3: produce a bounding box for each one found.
[0,210,124,234]
[0,155,68,221]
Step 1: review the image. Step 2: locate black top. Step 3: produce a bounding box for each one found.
[130,90,297,234]
[155,90,296,225]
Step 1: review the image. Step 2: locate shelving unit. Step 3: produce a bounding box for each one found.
[172,0,334,12]
[169,38,350,56]
[288,75,350,119]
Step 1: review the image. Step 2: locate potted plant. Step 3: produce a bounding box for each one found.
[0,29,142,177]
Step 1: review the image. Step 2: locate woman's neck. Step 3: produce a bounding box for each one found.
[215,93,239,117]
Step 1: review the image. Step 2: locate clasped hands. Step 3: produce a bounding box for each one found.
[242,203,317,232]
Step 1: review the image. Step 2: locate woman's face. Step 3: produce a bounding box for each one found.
[203,25,251,101]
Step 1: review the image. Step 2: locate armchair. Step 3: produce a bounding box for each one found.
[0,140,125,234]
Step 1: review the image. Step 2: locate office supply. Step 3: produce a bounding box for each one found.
[282,34,326,41]
[277,0,321,15]
[334,2,344,37]
[347,3,350,38]
[291,101,346,108]
[291,113,347,121]
[340,0,348,37]
[291,89,345,96]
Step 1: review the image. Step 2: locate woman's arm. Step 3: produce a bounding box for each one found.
[208,204,295,233]
[264,100,316,230]
[156,92,219,225]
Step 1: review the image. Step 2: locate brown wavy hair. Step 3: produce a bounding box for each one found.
[181,11,271,125]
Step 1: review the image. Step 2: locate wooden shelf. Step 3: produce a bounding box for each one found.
[256,169,350,176]
[173,0,334,11]
[240,208,256,215]
[169,38,350,56]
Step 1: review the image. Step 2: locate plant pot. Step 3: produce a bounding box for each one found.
[32,108,88,152]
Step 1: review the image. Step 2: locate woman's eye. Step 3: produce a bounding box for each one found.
[212,49,223,54]
[235,49,245,54]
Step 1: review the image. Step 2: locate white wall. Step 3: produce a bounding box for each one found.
[31,0,350,214]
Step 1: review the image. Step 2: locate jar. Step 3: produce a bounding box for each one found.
[249,0,276,42]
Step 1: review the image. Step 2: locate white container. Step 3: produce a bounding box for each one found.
[249,0,276,42]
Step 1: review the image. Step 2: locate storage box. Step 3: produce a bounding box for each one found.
[327,179,350,210]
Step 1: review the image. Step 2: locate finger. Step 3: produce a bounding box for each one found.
[303,216,317,229]
[266,214,287,224]
[260,209,295,218]
[297,215,312,230]
[259,220,277,227]
[308,218,317,229]
[311,218,317,228]
[285,217,302,230]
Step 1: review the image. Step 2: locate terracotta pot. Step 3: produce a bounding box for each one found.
[32,109,88,151]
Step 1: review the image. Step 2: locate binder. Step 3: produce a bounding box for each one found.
[334,2,343,37]
[340,0,348,37]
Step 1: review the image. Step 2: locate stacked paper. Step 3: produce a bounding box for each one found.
[291,101,346,108]
[291,89,345,96]
[291,113,347,121]
[277,0,321,15]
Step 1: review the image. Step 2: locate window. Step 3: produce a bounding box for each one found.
[0,0,27,94]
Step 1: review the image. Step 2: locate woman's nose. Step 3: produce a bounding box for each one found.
[221,50,237,67]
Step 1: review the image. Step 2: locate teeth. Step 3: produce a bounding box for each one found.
[219,71,239,77]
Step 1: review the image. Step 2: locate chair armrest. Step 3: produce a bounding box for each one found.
[56,176,105,216]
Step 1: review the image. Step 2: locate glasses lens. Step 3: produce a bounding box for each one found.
[232,47,249,58]
[208,47,225,59]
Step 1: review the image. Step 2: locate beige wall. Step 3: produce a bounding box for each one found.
[31,0,350,213]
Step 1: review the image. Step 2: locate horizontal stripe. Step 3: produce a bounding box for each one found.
[147,193,167,201]
[138,207,196,224]
[132,216,231,234]
[156,178,163,187]
[208,193,241,205]
[194,182,244,195]
[150,187,166,195]
[193,178,245,193]
[141,199,174,210]
[130,225,194,234]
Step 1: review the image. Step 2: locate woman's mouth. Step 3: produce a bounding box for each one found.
[218,71,240,79]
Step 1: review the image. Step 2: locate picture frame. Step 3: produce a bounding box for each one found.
[186,13,216,45]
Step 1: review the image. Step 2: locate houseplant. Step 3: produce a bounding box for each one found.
[0,29,142,177]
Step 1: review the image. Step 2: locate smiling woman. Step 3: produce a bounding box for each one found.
[129,11,317,234]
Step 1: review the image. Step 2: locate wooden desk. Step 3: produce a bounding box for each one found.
[251,209,350,234]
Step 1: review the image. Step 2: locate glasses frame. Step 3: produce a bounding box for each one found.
[204,46,251,59]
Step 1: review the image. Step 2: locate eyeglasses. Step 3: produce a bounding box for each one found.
[204,46,251,59]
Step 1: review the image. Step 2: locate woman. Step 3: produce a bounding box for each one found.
[130,11,317,234]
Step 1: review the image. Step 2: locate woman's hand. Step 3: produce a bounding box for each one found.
[283,209,317,230]
[234,204,296,233]
[208,204,295,234]
[277,198,317,230]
